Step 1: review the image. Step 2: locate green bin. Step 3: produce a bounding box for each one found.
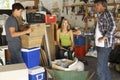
[46,69,88,80]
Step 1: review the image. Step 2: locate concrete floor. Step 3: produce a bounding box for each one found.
[82,56,120,80]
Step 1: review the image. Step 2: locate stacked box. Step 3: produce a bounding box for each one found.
[21,47,40,69]
[74,36,85,46]
[29,66,46,80]
[21,23,45,48]
[29,23,45,37]
[45,14,56,24]
[74,46,86,57]
[21,35,42,48]
[0,63,28,80]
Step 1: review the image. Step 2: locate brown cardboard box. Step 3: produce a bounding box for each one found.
[21,23,45,48]
[29,23,45,37]
[21,35,43,48]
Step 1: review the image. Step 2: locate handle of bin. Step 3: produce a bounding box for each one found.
[36,74,43,80]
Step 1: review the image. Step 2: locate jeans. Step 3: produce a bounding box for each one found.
[8,41,23,64]
[96,47,112,80]
[59,46,73,60]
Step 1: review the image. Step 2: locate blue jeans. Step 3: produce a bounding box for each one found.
[96,47,112,80]
[59,46,73,60]
[8,41,23,64]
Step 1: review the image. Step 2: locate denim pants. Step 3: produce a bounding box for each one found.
[8,41,23,64]
[96,47,112,80]
[59,46,73,60]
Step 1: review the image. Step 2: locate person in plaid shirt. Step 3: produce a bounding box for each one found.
[94,0,116,80]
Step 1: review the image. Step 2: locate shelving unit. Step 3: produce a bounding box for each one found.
[62,0,120,52]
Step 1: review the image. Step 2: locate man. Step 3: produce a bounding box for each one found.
[5,3,32,64]
[94,0,116,80]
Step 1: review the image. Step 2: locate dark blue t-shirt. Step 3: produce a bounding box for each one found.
[5,15,21,44]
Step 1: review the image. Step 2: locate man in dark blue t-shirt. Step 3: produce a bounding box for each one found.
[5,3,32,64]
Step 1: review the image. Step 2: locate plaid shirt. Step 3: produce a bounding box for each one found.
[96,9,116,48]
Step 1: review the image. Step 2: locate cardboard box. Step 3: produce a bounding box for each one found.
[21,35,42,48]
[29,23,45,37]
[0,63,28,80]
[51,59,74,71]
[21,23,45,48]
[29,66,46,80]
[22,47,40,69]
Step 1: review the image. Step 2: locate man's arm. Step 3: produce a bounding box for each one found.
[104,11,116,37]
[9,27,32,37]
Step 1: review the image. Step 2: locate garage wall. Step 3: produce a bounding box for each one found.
[40,0,94,28]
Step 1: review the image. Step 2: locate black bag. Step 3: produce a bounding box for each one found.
[109,45,120,64]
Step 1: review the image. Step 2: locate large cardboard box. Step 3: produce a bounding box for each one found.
[0,63,28,80]
[21,35,42,48]
[29,23,45,37]
[21,23,45,48]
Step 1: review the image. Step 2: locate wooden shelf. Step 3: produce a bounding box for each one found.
[62,1,120,52]
[63,3,85,7]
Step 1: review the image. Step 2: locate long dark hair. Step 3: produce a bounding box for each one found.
[60,18,71,32]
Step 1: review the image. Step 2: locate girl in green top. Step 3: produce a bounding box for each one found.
[57,18,74,59]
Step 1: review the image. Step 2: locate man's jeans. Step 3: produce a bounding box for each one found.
[8,41,23,64]
[96,47,112,80]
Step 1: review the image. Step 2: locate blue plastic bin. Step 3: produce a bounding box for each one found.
[29,66,46,80]
[74,36,85,46]
[21,47,40,69]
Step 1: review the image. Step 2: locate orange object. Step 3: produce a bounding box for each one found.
[45,14,56,24]
[74,46,86,57]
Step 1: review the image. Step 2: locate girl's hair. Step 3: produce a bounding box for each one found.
[12,3,24,12]
[60,18,71,32]
[94,0,107,8]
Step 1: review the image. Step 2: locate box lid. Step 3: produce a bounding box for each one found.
[0,63,27,72]
[21,47,40,52]
[29,66,45,75]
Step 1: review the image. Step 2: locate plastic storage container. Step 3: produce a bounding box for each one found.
[29,66,46,80]
[21,47,40,68]
[74,46,86,57]
[74,36,85,46]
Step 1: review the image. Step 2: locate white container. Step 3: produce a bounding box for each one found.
[0,45,8,65]
[0,63,28,80]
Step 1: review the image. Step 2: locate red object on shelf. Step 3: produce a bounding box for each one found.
[74,46,86,57]
[45,14,56,24]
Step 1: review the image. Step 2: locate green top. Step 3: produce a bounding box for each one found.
[59,31,71,46]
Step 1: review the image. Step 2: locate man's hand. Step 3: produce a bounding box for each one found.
[25,27,32,34]
[98,36,107,42]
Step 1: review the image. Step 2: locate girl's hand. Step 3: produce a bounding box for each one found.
[60,46,65,50]
[70,46,73,51]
